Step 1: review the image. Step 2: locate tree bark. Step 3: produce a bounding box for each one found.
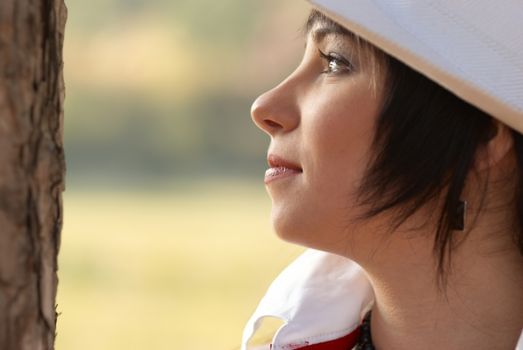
[0,0,66,349]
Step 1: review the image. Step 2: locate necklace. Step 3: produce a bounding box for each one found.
[354,310,375,350]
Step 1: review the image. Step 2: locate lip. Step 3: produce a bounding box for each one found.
[264,154,303,184]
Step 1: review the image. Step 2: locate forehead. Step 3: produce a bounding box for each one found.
[305,10,354,44]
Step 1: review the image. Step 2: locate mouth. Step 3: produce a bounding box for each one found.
[264,154,303,184]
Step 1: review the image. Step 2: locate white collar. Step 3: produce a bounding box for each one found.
[241,249,373,350]
[242,249,523,350]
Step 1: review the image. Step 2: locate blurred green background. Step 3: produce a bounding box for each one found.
[58,1,309,349]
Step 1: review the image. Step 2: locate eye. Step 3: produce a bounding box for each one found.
[318,49,353,75]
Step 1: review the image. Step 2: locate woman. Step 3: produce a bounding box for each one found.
[242,1,523,350]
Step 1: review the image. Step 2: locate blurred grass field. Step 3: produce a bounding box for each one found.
[58,1,310,348]
[56,181,303,350]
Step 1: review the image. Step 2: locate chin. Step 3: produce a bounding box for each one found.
[271,205,299,240]
[269,201,365,257]
[270,204,319,247]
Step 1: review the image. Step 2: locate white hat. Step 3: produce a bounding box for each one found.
[307,0,523,134]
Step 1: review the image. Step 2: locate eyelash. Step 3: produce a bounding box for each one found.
[318,49,354,75]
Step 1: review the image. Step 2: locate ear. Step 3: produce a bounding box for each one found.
[474,122,514,172]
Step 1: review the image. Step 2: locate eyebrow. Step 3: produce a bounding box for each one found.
[304,9,352,44]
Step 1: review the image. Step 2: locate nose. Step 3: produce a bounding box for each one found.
[251,77,300,136]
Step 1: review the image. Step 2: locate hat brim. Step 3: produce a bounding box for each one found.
[308,0,523,135]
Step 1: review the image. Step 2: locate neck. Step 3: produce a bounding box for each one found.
[360,205,523,350]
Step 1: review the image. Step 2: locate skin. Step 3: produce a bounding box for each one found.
[251,22,384,253]
[251,13,523,350]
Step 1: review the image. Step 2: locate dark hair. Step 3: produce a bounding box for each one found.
[306,10,523,281]
[360,55,523,278]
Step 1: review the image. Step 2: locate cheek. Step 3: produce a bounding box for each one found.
[306,85,380,193]
[270,85,383,251]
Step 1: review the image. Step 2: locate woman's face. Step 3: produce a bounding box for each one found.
[251,17,388,254]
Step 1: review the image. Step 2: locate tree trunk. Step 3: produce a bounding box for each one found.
[0,0,66,349]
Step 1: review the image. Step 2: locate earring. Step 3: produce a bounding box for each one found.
[452,200,467,231]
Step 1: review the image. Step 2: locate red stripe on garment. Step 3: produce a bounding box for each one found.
[270,327,361,350]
